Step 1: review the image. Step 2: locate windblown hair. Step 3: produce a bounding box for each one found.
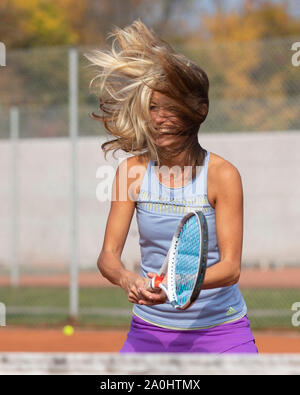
[85,19,209,167]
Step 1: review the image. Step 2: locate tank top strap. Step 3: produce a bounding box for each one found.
[188,150,209,197]
[138,158,160,198]
[203,150,210,196]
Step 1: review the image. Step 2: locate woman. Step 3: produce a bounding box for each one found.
[85,20,258,353]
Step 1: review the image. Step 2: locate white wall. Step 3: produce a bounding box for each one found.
[1,131,299,272]
[199,131,300,267]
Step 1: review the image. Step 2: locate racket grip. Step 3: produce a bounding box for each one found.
[150,275,164,289]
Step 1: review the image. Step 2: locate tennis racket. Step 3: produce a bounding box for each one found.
[149,210,208,310]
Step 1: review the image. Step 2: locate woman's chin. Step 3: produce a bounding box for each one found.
[154,135,176,147]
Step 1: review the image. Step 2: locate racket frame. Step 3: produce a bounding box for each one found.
[151,210,208,310]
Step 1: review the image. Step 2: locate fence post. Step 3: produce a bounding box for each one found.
[10,106,19,287]
[0,302,6,326]
[69,47,79,319]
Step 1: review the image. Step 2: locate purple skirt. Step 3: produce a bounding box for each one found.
[119,314,258,354]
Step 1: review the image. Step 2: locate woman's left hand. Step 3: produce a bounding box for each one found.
[137,272,168,306]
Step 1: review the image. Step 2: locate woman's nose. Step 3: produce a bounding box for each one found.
[154,109,168,124]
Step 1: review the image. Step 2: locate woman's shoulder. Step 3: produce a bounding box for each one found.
[209,152,241,178]
[120,153,149,169]
[116,154,150,196]
[208,152,242,199]
[206,152,242,207]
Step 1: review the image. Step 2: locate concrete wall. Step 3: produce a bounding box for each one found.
[1,131,299,272]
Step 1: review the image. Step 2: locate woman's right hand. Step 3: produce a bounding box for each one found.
[121,271,168,306]
[120,271,151,304]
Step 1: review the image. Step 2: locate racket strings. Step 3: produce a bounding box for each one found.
[174,216,201,307]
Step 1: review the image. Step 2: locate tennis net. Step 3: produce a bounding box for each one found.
[1,353,300,375]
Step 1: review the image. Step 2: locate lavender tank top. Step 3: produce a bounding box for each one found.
[133,150,247,329]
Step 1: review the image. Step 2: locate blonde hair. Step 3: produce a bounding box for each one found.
[85,19,209,166]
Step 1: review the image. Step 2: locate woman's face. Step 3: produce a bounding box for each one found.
[150,91,183,147]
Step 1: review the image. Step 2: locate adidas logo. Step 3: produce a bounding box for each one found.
[226,306,237,316]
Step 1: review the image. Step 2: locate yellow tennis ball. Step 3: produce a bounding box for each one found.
[63,325,74,336]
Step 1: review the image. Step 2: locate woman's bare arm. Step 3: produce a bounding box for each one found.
[202,161,243,289]
[97,156,153,303]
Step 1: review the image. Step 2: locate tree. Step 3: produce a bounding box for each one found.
[0,0,79,48]
[202,0,300,42]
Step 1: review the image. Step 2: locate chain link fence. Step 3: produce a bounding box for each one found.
[0,36,299,330]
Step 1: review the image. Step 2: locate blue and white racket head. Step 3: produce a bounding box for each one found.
[166,210,208,310]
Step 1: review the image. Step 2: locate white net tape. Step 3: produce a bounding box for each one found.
[0,353,300,375]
